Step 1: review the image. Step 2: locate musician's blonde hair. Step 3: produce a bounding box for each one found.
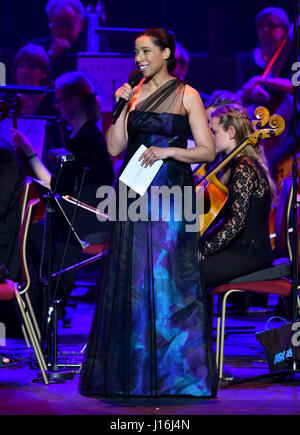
[211,103,276,198]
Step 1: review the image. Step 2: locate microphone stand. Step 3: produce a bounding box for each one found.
[39,157,89,382]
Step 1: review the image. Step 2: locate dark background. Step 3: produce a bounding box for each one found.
[0,0,295,95]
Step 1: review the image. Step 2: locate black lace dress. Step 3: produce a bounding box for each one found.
[201,156,273,287]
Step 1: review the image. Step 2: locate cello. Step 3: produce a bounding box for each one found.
[196,106,285,235]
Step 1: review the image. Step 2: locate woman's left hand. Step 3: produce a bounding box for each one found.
[139,146,173,168]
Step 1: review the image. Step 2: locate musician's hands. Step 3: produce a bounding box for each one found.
[139,146,173,168]
[48,37,71,59]
[10,128,35,157]
[250,84,271,103]
[239,75,271,103]
[241,75,264,95]
[239,75,264,100]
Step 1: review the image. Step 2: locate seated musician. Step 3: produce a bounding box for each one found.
[29,0,86,80]
[235,6,296,188]
[11,71,114,325]
[236,7,293,107]
[0,136,25,337]
[8,43,64,164]
[11,44,54,116]
[200,103,276,310]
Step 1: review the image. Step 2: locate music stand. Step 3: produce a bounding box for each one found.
[38,150,86,382]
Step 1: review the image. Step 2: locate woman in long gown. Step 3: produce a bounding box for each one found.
[79,28,218,397]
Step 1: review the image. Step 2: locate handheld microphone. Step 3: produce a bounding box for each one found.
[112,69,143,122]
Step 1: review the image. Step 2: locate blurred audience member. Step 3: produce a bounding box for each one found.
[172,41,190,81]
[30,0,86,79]
[10,44,63,165]
[205,89,242,119]
[11,44,55,116]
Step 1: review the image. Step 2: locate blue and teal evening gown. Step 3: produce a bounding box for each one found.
[79,79,217,397]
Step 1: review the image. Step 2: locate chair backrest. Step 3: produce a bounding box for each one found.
[20,177,47,224]
[18,198,40,294]
[273,176,293,259]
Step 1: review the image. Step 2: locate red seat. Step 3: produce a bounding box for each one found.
[211,279,292,298]
[0,280,16,300]
[82,243,106,256]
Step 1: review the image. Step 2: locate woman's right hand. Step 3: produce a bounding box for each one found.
[115,83,134,103]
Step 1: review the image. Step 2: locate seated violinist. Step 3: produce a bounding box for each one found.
[235,7,298,185]
[236,7,293,107]
[200,103,276,309]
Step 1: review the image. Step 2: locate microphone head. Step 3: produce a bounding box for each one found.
[128,70,143,88]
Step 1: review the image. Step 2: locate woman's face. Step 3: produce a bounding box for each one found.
[210,116,235,154]
[16,59,46,86]
[256,15,287,46]
[55,87,76,122]
[134,36,169,78]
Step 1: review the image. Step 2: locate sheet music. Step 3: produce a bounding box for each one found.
[119,144,163,196]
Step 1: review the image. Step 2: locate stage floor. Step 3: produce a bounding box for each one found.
[0,284,300,417]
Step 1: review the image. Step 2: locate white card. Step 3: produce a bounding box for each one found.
[119,145,163,196]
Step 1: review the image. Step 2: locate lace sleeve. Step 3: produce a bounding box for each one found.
[201,161,256,257]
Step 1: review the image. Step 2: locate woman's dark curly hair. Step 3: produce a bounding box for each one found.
[136,28,177,72]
